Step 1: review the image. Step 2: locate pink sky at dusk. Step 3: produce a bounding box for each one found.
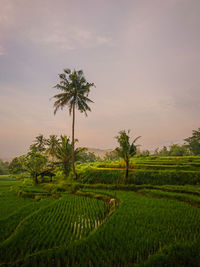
[0,0,200,159]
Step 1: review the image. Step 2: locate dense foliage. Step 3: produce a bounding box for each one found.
[115,130,140,182]
[9,157,24,174]
[22,152,48,184]
[184,128,200,155]
[75,156,200,185]
[0,159,9,174]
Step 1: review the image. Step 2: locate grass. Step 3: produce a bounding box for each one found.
[73,156,200,185]
[84,156,200,171]
[12,190,200,266]
[0,176,110,265]
[138,188,200,206]
[1,155,200,266]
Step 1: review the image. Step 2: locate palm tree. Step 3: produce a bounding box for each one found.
[55,136,72,176]
[52,69,94,179]
[46,135,59,161]
[55,135,86,177]
[115,130,141,183]
[33,134,47,153]
[22,152,48,184]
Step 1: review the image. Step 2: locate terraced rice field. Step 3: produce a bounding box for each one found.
[76,156,200,185]
[1,175,200,266]
[0,177,109,265]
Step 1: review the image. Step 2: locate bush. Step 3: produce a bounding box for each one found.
[76,167,200,185]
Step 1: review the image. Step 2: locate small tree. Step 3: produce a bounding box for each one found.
[168,144,189,156]
[0,159,9,175]
[115,130,140,182]
[9,157,24,174]
[55,136,72,176]
[77,150,98,163]
[104,150,119,161]
[159,146,169,156]
[184,128,200,155]
[22,152,48,184]
[55,135,86,177]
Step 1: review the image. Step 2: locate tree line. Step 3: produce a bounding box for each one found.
[0,159,9,175]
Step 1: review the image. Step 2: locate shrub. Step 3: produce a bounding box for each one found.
[76,167,200,185]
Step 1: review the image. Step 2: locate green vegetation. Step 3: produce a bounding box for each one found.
[2,154,200,266]
[1,195,109,264]
[2,124,200,266]
[138,188,200,206]
[9,157,24,174]
[0,176,110,265]
[0,159,9,174]
[55,135,87,177]
[22,152,48,184]
[0,176,54,242]
[151,128,200,157]
[184,128,200,155]
[74,156,200,185]
[115,129,140,182]
[2,182,200,266]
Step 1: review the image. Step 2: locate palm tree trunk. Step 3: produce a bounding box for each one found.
[72,103,76,179]
[34,174,38,185]
[125,160,129,183]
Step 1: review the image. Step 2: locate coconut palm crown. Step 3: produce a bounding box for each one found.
[52,69,95,179]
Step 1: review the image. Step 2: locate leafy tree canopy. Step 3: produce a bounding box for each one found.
[22,152,48,184]
[184,128,200,155]
[0,159,9,175]
[9,157,24,174]
[115,130,141,181]
[54,135,87,177]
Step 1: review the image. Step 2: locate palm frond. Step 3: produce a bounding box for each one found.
[52,68,94,117]
[132,136,141,144]
[64,68,71,74]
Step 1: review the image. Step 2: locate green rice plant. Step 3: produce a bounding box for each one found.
[137,240,200,267]
[0,193,109,264]
[138,188,200,206]
[76,167,200,185]
[87,156,200,171]
[14,190,200,266]
[0,198,55,242]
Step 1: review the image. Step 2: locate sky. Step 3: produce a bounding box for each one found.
[0,0,200,160]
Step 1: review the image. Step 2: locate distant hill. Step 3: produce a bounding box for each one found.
[86,148,113,158]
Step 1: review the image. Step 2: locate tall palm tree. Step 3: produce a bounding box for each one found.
[52,69,94,179]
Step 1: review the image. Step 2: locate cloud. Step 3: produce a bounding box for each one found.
[0,0,113,52]
[73,27,112,47]
[28,26,113,51]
